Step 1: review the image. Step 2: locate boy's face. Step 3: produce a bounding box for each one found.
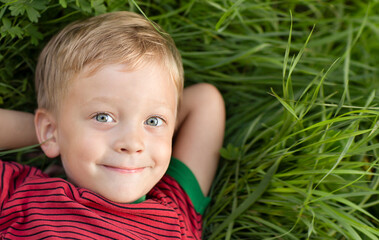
[52,62,177,203]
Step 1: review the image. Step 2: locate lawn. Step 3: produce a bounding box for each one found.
[0,0,378,239]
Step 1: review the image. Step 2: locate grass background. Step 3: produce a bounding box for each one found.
[0,0,378,239]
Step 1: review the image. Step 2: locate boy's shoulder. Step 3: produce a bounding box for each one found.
[0,159,47,195]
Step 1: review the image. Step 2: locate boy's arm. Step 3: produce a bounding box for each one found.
[0,109,38,150]
[172,83,225,196]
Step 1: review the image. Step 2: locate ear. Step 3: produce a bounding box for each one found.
[34,109,60,158]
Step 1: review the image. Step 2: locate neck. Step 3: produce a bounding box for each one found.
[131,195,146,204]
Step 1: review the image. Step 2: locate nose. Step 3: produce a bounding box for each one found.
[113,124,144,154]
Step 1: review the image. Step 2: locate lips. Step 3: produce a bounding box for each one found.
[102,165,146,174]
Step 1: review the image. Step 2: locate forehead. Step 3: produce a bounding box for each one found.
[81,60,175,90]
[66,63,178,110]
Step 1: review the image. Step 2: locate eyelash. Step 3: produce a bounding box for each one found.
[91,113,166,125]
[145,115,166,126]
[92,112,115,123]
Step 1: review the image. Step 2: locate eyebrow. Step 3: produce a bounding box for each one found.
[84,96,118,105]
[84,96,175,115]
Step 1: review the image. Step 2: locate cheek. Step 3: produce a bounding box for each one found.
[149,135,172,167]
[58,124,104,165]
[59,129,105,186]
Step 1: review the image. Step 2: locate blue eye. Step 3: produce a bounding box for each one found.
[94,113,114,123]
[145,117,163,126]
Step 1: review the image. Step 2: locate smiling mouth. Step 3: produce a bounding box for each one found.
[102,165,146,173]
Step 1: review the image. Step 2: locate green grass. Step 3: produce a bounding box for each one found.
[1,0,378,239]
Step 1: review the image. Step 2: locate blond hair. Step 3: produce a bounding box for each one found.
[35,11,183,112]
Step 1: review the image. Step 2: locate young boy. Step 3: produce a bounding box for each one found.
[0,11,225,239]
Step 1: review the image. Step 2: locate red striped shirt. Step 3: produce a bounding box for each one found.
[0,160,203,239]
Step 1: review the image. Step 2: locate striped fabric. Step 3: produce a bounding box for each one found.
[0,160,203,239]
